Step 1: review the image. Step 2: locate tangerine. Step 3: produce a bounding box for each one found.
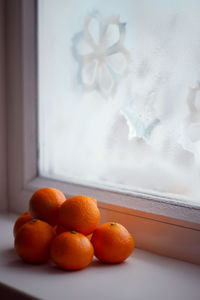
[91,222,134,263]
[59,195,100,235]
[56,225,93,240]
[86,233,93,241]
[13,211,32,238]
[50,231,94,270]
[29,187,66,226]
[14,219,56,263]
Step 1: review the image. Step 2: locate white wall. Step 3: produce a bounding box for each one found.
[0,0,7,211]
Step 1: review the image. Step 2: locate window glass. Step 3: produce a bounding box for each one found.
[38,0,200,203]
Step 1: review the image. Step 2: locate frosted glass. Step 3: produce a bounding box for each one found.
[38,0,200,203]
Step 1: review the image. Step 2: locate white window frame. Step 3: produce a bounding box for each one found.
[6,0,200,264]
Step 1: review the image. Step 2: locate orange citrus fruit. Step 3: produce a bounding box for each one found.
[86,233,93,241]
[91,222,134,263]
[29,187,66,226]
[50,231,94,270]
[88,196,97,206]
[56,224,66,235]
[59,195,100,235]
[13,211,32,238]
[14,219,56,263]
[56,225,93,240]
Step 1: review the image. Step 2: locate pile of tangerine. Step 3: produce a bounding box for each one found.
[14,187,135,270]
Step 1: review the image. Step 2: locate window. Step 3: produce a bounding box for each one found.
[6,0,200,264]
[38,0,200,204]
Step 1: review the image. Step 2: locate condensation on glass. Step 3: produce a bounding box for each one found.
[38,0,200,203]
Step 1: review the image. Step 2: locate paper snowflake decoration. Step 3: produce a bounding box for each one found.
[180,82,200,166]
[72,11,131,98]
[121,100,160,141]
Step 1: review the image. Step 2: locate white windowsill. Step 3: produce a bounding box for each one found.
[0,213,200,300]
